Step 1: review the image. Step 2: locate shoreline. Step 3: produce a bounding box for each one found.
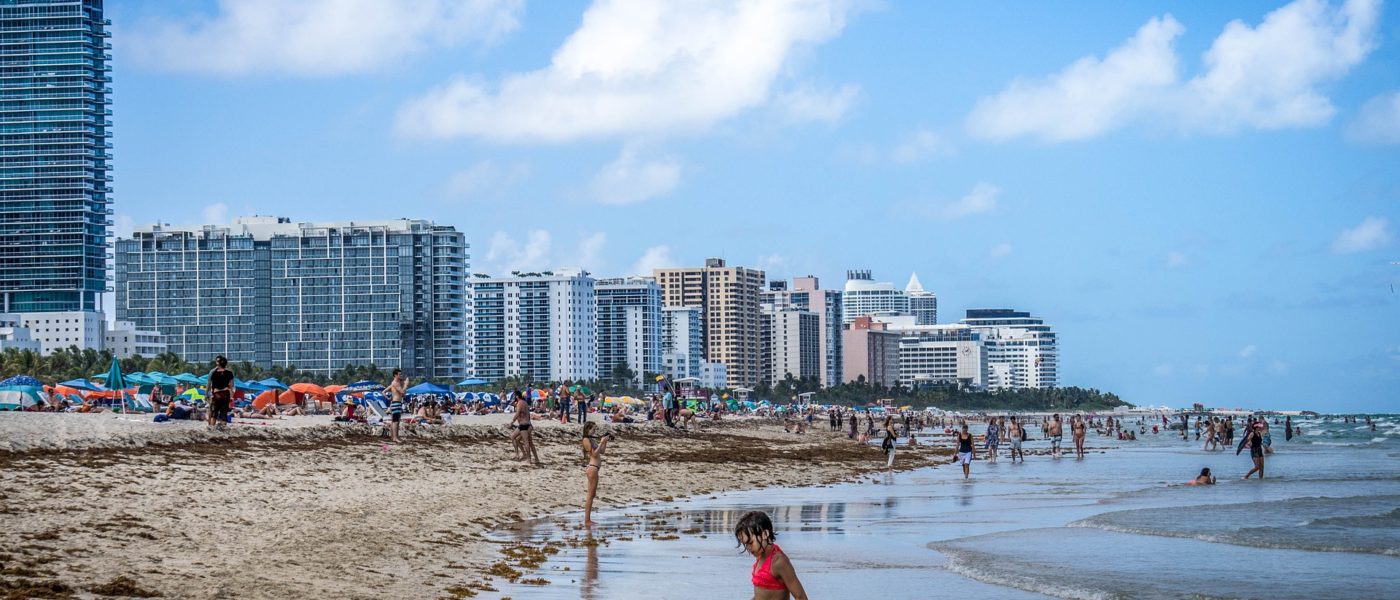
[0,414,949,599]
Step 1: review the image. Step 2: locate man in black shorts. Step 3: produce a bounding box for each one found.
[206,355,233,429]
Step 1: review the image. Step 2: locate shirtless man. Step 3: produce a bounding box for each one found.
[1071,414,1087,459]
[514,388,539,464]
[1049,413,1064,459]
[386,369,406,443]
[1007,416,1025,463]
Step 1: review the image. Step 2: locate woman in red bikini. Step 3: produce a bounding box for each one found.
[735,511,808,600]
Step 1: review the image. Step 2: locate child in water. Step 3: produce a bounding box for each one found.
[735,511,808,600]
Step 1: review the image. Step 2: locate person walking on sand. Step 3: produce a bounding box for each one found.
[515,388,539,464]
[735,511,808,600]
[1072,414,1087,460]
[580,421,614,527]
[955,423,976,479]
[1239,421,1266,479]
[206,355,233,430]
[386,369,406,443]
[1049,414,1064,459]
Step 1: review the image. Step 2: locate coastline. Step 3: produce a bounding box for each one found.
[0,413,947,599]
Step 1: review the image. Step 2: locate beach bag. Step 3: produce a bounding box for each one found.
[881,436,895,453]
[153,413,169,423]
[1020,428,1028,442]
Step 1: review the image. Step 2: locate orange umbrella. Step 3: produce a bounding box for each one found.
[252,389,278,410]
[290,382,326,396]
[324,384,344,395]
[278,390,299,405]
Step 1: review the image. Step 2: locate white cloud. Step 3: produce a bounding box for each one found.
[395,0,857,142]
[967,0,1380,141]
[1239,344,1257,358]
[773,83,861,123]
[588,146,681,204]
[890,129,955,164]
[127,0,523,76]
[483,229,551,274]
[576,232,608,272]
[1331,216,1392,254]
[113,214,135,239]
[630,245,675,276]
[757,253,787,277]
[1347,91,1400,144]
[201,202,229,225]
[989,243,1013,258]
[443,160,529,199]
[1166,251,1188,268]
[939,182,1000,220]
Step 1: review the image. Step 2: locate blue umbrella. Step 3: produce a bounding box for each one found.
[0,375,41,387]
[258,378,288,390]
[456,378,488,386]
[59,378,102,391]
[146,372,179,386]
[406,382,452,396]
[175,373,204,385]
[235,378,270,392]
[0,385,42,410]
[338,380,382,394]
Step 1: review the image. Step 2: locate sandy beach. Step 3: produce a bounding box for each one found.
[0,412,947,599]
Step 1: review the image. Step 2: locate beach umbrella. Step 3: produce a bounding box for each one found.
[59,378,102,392]
[145,372,178,385]
[290,382,328,397]
[258,378,288,391]
[277,390,300,405]
[324,384,344,395]
[102,357,126,392]
[252,390,278,410]
[234,378,269,392]
[456,378,487,386]
[175,373,204,385]
[406,382,451,396]
[0,375,41,387]
[0,385,42,410]
[338,380,382,394]
[178,388,205,402]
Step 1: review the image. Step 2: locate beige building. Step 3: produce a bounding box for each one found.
[654,258,765,388]
[843,316,901,388]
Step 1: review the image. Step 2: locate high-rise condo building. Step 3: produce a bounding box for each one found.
[896,324,987,390]
[661,306,702,380]
[905,273,937,325]
[960,308,1058,389]
[763,276,843,387]
[468,268,596,382]
[768,308,820,385]
[842,269,909,323]
[655,258,764,388]
[595,277,662,385]
[115,216,467,378]
[0,0,113,343]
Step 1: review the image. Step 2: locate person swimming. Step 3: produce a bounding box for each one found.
[735,511,808,600]
[1188,467,1216,485]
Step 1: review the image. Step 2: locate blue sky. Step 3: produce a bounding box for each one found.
[107,0,1398,411]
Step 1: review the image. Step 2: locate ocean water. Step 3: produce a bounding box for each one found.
[489,416,1400,599]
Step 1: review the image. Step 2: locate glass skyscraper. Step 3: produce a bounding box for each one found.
[0,0,112,313]
[115,217,468,378]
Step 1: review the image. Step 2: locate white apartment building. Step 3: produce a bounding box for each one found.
[906,273,938,325]
[842,269,909,324]
[0,313,41,352]
[896,324,988,389]
[960,309,1059,389]
[468,268,596,382]
[16,311,106,355]
[596,277,662,384]
[762,277,843,387]
[105,321,167,358]
[768,309,821,385]
[662,306,703,380]
[699,360,728,390]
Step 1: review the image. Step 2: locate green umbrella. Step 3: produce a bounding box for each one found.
[103,357,126,390]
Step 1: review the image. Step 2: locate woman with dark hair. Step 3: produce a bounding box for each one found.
[956,422,976,479]
[1239,422,1266,479]
[882,415,898,471]
[580,421,613,527]
[1189,467,1216,485]
[734,511,807,600]
[206,355,233,429]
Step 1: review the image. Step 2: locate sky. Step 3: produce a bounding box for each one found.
[106,0,1399,412]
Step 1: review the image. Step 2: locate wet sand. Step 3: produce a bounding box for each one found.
[0,415,947,599]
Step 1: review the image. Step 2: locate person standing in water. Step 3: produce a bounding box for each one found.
[1007,416,1025,463]
[1072,414,1087,460]
[1285,415,1293,441]
[385,369,406,443]
[956,423,976,479]
[882,415,898,471]
[580,421,613,527]
[1049,413,1064,459]
[735,511,808,600]
[1238,422,1266,479]
[985,417,1000,464]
